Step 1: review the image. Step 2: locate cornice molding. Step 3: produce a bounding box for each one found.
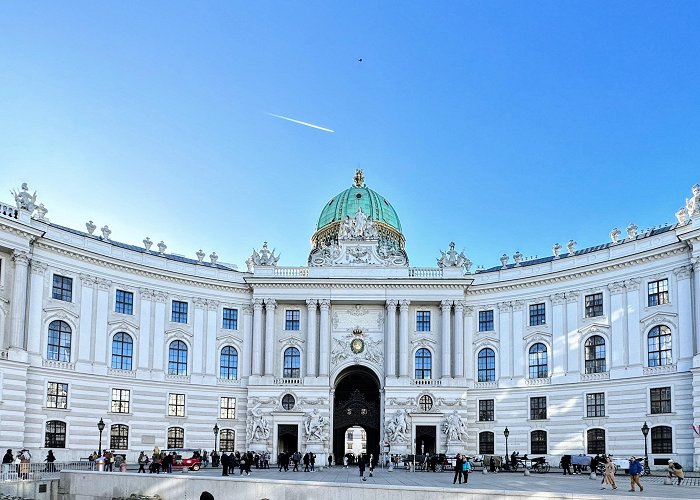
[467,245,688,295]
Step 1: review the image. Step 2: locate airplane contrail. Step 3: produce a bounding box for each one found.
[267,113,335,133]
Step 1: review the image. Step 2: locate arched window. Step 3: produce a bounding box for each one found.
[478,348,496,382]
[110,424,129,450]
[478,431,494,454]
[587,428,605,454]
[220,429,235,452]
[45,420,66,448]
[648,325,672,367]
[584,336,606,373]
[111,332,133,370]
[167,427,184,448]
[651,425,672,454]
[530,430,547,454]
[283,347,300,378]
[47,320,71,362]
[168,340,188,376]
[220,346,238,379]
[415,348,432,379]
[419,394,433,411]
[528,343,548,378]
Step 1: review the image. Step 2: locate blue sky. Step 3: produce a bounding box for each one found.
[1,1,699,269]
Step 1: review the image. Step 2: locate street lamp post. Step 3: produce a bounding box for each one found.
[97,418,105,454]
[504,427,510,461]
[641,421,649,474]
[213,424,219,455]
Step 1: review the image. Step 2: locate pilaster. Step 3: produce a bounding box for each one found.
[264,298,276,377]
[319,299,330,377]
[9,250,29,350]
[306,299,318,377]
[453,301,464,378]
[252,299,263,376]
[242,305,253,378]
[26,260,47,356]
[441,300,452,379]
[385,299,398,378]
[398,299,410,378]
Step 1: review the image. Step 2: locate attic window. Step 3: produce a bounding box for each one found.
[328,199,334,206]
[384,199,389,205]
[355,193,362,199]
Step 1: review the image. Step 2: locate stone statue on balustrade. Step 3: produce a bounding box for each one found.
[249,242,280,267]
[686,184,700,219]
[11,183,37,213]
[385,409,410,443]
[442,410,469,442]
[437,242,471,272]
[303,409,328,442]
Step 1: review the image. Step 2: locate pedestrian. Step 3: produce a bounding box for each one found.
[45,450,56,472]
[628,457,643,492]
[221,452,229,476]
[239,453,247,475]
[303,452,310,472]
[464,458,472,483]
[561,454,572,475]
[600,457,617,490]
[278,452,285,472]
[453,453,463,484]
[590,455,599,477]
[292,451,300,471]
[359,455,366,481]
[489,457,496,472]
[368,454,374,477]
[328,454,333,468]
[667,459,684,485]
[2,449,13,481]
[343,454,348,469]
[137,451,147,473]
[310,453,315,472]
[18,449,31,480]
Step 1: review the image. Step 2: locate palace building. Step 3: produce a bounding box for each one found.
[1,173,700,470]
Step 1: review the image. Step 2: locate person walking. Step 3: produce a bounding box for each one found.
[2,449,13,481]
[453,453,464,484]
[137,451,147,473]
[667,459,684,485]
[561,454,572,475]
[220,452,229,476]
[343,454,348,469]
[310,453,315,472]
[368,454,374,477]
[328,454,333,468]
[600,457,617,490]
[358,455,367,481]
[303,452,310,472]
[44,450,56,472]
[628,457,643,492]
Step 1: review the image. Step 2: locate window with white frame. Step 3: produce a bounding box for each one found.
[52,274,73,302]
[584,335,606,373]
[47,382,68,409]
[416,311,431,331]
[115,290,134,315]
[111,388,130,413]
[168,393,185,417]
[585,293,603,318]
[220,397,236,419]
[528,343,548,378]
[647,278,669,307]
[586,393,605,417]
[648,325,672,367]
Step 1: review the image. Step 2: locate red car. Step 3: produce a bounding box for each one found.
[164,448,202,471]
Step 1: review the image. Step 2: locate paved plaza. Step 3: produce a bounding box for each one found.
[157,465,700,499]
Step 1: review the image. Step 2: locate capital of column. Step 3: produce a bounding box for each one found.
[319,299,331,310]
[253,298,264,310]
[692,258,700,272]
[440,299,453,311]
[607,281,625,295]
[566,291,579,303]
[194,297,206,309]
[453,300,465,313]
[30,260,47,276]
[80,273,96,286]
[154,291,168,303]
[264,298,277,310]
[306,299,318,309]
[399,299,410,311]
[206,300,219,311]
[512,300,525,311]
[674,265,693,281]
[550,292,567,305]
[96,279,112,291]
[386,299,398,310]
[12,249,29,266]
[497,301,511,313]
[139,288,155,300]
[624,278,641,292]
[242,304,253,315]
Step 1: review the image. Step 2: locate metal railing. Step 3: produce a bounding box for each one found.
[1,461,94,482]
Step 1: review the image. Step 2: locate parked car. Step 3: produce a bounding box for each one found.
[163,448,202,471]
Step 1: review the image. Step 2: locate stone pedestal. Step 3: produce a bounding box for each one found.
[248,441,269,454]
[446,440,465,456]
[389,443,409,457]
[304,441,326,461]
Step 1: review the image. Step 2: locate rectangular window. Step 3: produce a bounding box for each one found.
[585,293,603,318]
[111,388,131,413]
[530,396,547,420]
[586,393,605,417]
[285,310,300,330]
[222,308,238,330]
[115,290,134,315]
[650,387,671,414]
[171,301,188,323]
[47,382,68,409]
[648,279,669,307]
[478,399,494,421]
[168,393,185,417]
[52,274,73,302]
[416,311,431,331]
[478,310,494,332]
[220,397,236,419]
[479,432,494,455]
[529,303,546,326]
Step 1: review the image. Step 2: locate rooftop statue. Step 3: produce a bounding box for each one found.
[686,183,700,219]
[338,207,380,241]
[249,241,280,267]
[353,168,365,188]
[437,242,471,272]
[11,183,37,213]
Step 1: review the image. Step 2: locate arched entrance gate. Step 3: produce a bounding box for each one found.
[333,366,381,463]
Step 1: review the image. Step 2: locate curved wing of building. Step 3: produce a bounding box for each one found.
[1,175,699,471]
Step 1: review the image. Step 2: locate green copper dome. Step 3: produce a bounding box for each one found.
[316,172,402,232]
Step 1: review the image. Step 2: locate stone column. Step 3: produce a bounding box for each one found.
[693,259,700,357]
[193,298,206,375]
[497,302,511,379]
[675,266,693,367]
[511,301,525,378]
[441,300,452,379]
[566,293,580,373]
[242,305,253,378]
[26,260,47,355]
[319,299,330,377]
[399,299,410,378]
[453,301,464,378]
[550,293,567,376]
[306,299,318,377]
[205,301,218,377]
[264,299,276,377]
[9,250,29,349]
[153,292,167,372]
[93,279,111,366]
[385,300,398,378]
[624,280,641,367]
[608,282,625,373]
[252,299,263,376]
[463,306,474,381]
[77,275,96,363]
[137,289,153,370]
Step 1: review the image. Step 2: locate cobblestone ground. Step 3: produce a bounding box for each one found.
[142,464,700,498]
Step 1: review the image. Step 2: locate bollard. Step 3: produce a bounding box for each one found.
[589,472,597,480]
[482,468,488,474]
[523,468,530,476]
[663,477,673,485]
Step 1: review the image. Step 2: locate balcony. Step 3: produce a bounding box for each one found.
[273,377,303,386]
[412,379,442,386]
[217,377,242,386]
[42,359,75,371]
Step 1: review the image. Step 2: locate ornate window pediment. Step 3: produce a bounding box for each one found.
[523,331,552,344]
[640,311,678,330]
[578,323,610,337]
[43,305,79,320]
[107,318,139,332]
[165,327,192,339]
[279,336,305,348]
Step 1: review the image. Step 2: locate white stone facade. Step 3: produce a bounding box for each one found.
[1,180,700,471]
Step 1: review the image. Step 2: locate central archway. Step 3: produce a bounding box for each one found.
[333,366,381,464]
